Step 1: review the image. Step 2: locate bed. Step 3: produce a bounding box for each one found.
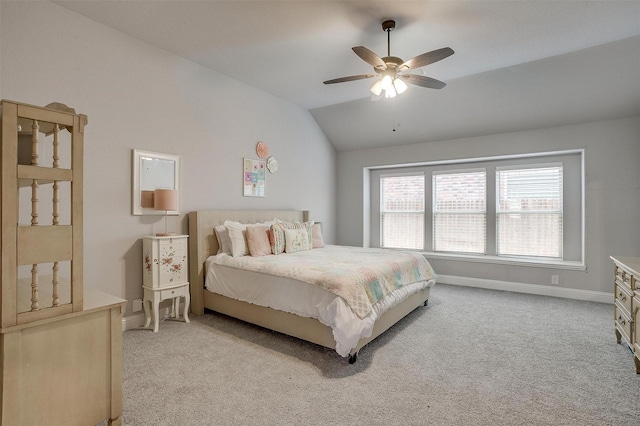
[188,210,436,363]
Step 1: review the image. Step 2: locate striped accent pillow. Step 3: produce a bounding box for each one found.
[269,221,313,254]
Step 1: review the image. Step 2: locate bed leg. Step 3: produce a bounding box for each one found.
[348,352,358,364]
[423,299,429,307]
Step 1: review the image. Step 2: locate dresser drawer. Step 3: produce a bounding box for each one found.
[615,264,636,291]
[615,284,633,315]
[615,305,632,345]
[634,294,640,346]
[160,285,187,300]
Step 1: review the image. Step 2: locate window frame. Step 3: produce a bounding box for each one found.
[367,149,585,270]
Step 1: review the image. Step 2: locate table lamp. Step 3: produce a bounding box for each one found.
[153,189,177,236]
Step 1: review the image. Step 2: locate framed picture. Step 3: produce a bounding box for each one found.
[243,158,266,197]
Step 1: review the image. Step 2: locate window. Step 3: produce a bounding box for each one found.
[496,165,563,258]
[370,150,583,266]
[433,170,486,254]
[380,174,424,249]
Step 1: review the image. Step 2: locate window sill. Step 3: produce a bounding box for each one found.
[416,251,585,271]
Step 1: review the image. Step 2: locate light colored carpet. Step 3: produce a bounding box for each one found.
[121,284,640,425]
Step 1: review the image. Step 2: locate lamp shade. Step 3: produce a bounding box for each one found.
[153,189,177,211]
[140,190,155,208]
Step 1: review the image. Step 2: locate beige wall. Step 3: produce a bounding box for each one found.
[0,1,337,317]
[337,116,640,295]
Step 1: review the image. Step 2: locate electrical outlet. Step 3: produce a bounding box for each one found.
[132,299,143,312]
[551,275,559,285]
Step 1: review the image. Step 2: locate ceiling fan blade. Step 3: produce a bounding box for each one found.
[323,74,375,84]
[399,47,454,70]
[352,46,386,70]
[400,74,447,89]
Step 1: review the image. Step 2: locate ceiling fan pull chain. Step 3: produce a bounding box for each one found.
[392,97,398,132]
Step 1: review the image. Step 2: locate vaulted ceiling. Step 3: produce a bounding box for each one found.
[54,1,640,151]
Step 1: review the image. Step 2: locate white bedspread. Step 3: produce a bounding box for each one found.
[205,246,436,357]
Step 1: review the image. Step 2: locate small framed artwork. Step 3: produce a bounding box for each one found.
[243,158,266,197]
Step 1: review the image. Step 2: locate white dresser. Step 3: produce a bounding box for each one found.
[143,235,190,332]
[610,256,640,373]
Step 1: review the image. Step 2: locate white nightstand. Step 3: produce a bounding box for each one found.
[142,235,190,332]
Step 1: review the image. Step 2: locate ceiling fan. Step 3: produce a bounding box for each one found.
[323,20,454,99]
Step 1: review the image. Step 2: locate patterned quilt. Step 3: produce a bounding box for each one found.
[213,245,436,319]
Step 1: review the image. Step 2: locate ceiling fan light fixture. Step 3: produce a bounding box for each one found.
[393,77,408,94]
[380,74,394,91]
[384,85,397,98]
[370,79,383,96]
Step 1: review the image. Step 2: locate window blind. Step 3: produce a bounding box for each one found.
[380,174,424,249]
[433,169,486,253]
[496,165,563,258]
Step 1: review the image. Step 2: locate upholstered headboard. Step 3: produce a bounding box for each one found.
[188,210,309,315]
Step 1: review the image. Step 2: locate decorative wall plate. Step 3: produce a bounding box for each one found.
[266,156,278,173]
[256,141,269,159]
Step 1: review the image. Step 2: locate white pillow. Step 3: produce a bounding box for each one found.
[284,228,311,253]
[214,224,232,255]
[224,220,249,257]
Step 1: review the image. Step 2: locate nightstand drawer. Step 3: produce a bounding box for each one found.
[159,239,184,256]
[160,286,187,300]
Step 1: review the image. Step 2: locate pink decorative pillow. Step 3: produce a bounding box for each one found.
[246,225,272,257]
[312,223,325,248]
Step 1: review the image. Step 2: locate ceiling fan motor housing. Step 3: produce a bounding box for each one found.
[375,56,403,73]
[381,20,396,32]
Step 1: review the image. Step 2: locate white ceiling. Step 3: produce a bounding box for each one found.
[53,0,640,151]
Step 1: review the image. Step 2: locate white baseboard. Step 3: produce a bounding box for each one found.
[122,312,146,331]
[121,278,611,329]
[436,274,612,304]
[121,303,187,331]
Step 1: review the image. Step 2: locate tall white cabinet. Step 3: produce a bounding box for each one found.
[142,235,190,332]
